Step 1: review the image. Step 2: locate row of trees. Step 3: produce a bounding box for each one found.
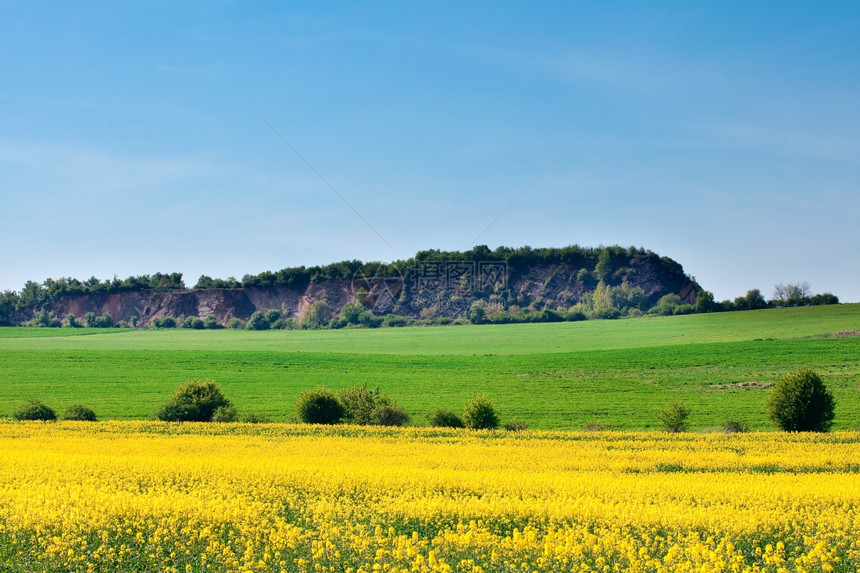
[11,368,834,432]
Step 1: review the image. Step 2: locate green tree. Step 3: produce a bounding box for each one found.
[245,311,270,331]
[182,316,205,329]
[463,395,500,430]
[695,290,716,313]
[428,409,464,428]
[13,400,57,421]
[157,380,233,422]
[63,404,97,422]
[766,368,835,432]
[341,302,365,325]
[295,388,345,425]
[657,403,690,432]
[300,301,333,329]
[338,385,389,425]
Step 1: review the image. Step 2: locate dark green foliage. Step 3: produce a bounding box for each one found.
[63,404,97,422]
[766,368,835,432]
[300,301,333,329]
[428,409,465,428]
[152,316,177,328]
[810,293,839,305]
[226,317,243,329]
[723,418,749,434]
[66,314,81,328]
[295,388,345,425]
[341,302,365,325]
[157,380,233,422]
[182,316,205,329]
[339,385,389,425]
[203,315,220,329]
[650,294,683,316]
[212,404,239,422]
[657,403,690,432]
[734,289,769,311]
[13,400,57,421]
[504,419,528,432]
[241,412,272,424]
[463,395,499,430]
[370,404,410,427]
[245,311,270,331]
[695,290,716,313]
[28,309,61,327]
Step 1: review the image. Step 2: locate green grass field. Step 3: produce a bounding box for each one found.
[1,304,858,430]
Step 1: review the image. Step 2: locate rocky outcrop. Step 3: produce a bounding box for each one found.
[32,250,700,326]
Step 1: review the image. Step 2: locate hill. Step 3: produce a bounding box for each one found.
[1,245,701,327]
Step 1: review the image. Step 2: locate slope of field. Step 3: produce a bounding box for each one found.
[1,422,858,572]
[1,305,858,430]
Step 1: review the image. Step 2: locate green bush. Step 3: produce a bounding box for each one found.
[463,395,499,430]
[295,388,345,425]
[152,316,177,328]
[241,412,272,424]
[182,316,205,329]
[212,404,239,423]
[203,314,221,329]
[339,385,389,425]
[13,400,57,421]
[63,404,97,422]
[766,368,835,432]
[245,311,270,331]
[370,405,410,427]
[657,403,690,432]
[723,418,750,434]
[227,317,244,329]
[428,409,464,428]
[157,380,233,422]
[503,419,528,432]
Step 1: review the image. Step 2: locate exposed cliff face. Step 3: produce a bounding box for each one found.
[36,251,700,326]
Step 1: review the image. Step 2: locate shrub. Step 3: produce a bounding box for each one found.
[245,311,270,331]
[157,380,233,422]
[766,368,835,432]
[212,405,239,422]
[463,395,500,430]
[504,419,528,432]
[295,388,345,425]
[723,418,750,434]
[657,403,690,432]
[226,317,244,329]
[428,409,464,428]
[300,301,333,329]
[182,316,205,329]
[152,316,177,328]
[241,412,272,424]
[203,314,221,329]
[13,400,57,421]
[63,404,97,422]
[370,405,410,427]
[339,385,389,425]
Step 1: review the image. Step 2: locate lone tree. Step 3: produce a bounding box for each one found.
[463,395,500,430]
[766,368,835,432]
[158,380,233,422]
[295,387,344,425]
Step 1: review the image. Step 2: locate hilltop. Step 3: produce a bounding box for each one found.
[2,245,701,327]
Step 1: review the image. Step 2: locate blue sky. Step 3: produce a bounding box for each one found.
[2,2,858,301]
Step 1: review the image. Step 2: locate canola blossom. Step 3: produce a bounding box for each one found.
[0,422,858,572]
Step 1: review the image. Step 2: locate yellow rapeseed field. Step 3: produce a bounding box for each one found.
[0,422,858,572]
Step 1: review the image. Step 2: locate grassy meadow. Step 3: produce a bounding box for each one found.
[1,304,859,430]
